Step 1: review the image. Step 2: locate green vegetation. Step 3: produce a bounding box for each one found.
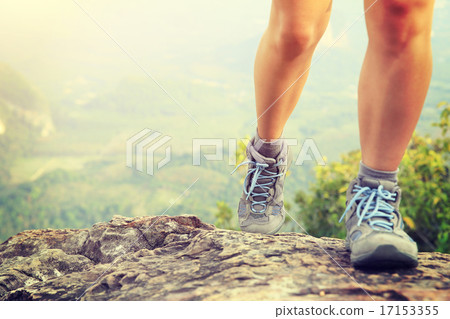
[0,156,240,241]
[0,64,52,183]
[215,200,239,231]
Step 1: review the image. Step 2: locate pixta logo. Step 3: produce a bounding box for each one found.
[126,129,172,175]
[127,130,326,176]
[193,138,326,166]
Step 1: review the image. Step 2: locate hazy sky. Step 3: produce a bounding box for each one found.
[0,1,370,85]
[1,1,447,80]
[1,0,448,110]
[0,1,268,82]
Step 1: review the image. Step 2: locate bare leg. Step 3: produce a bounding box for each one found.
[359,0,434,171]
[255,0,332,140]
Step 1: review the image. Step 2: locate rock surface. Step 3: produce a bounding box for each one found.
[0,215,449,301]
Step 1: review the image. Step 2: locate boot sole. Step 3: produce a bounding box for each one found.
[266,219,284,235]
[240,215,285,235]
[352,244,418,269]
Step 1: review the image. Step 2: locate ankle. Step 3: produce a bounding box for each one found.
[254,128,284,159]
[358,161,398,183]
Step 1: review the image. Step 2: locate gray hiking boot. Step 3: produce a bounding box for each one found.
[340,176,418,268]
[233,137,290,234]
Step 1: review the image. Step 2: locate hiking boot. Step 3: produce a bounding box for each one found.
[233,137,290,234]
[340,176,418,268]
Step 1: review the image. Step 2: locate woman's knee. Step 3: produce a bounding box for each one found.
[274,26,320,59]
[268,1,331,60]
[272,20,328,60]
[369,0,434,54]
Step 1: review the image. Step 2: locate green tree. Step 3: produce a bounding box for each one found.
[214,200,239,230]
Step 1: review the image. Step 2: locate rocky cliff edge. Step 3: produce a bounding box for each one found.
[0,215,448,301]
